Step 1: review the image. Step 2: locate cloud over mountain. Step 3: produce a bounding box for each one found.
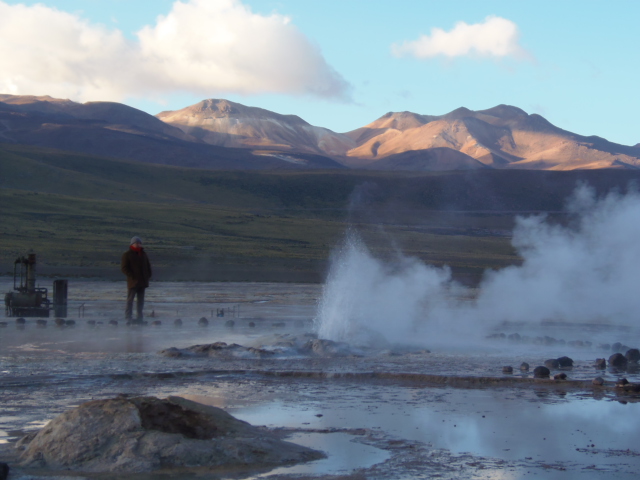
[0,0,351,102]
[392,16,527,60]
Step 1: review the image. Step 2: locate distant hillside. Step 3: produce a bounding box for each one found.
[343,105,640,170]
[157,99,355,156]
[0,95,344,170]
[2,94,639,172]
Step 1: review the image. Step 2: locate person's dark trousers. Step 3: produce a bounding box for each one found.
[125,287,146,323]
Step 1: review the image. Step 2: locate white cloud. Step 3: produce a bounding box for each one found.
[392,16,528,60]
[0,0,351,102]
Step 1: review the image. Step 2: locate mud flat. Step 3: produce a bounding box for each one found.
[2,279,640,479]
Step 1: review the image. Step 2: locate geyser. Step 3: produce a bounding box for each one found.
[314,185,640,347]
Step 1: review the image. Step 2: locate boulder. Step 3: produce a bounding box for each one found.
[174,318,183,326]
[554,372,567,380]
[225,320,235,327]
[151,320,162,326]
[608,353,628,369]
[625,348,640,363]
[594,358,607,369]
[53,318,64,326]
[533,366,550,378]
[0,462,8,480]
[557,356,574,368]
[36,319,47,328]
[65,320,76,327]
[16,317,26,325]
[520,362,530,372]
[544,359,560,370]
[502,366,513,374]
[198,317,209,326]
[592,377,605,386]
[18,396,322,474]
[612,342,623,352]
[507,333,521,342]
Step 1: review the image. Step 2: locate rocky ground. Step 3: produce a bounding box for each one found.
[2,279,640,479]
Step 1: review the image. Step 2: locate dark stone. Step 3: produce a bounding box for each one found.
[533,366,550,378]
[625,348,640,363]
[557,356,574,368]
[0,462,8,480]
[151,321,162,326]
[108,320,118,326]
[87,320,96,326]
[542,336,557,346]
[554,372,567,380]
[609,353,628,368]
[520,362,530,371]
[594,358,607,369]
[36,319,47,327]
[599,343,611,351]
[502,366,513,374]
[272,322,286,328]
[612,342,623,352]
[16,317,26,325]
[54,318,65,326]
[507,333,521,342]
[544,359,560,370]
[592,377,605,386]
[174,318,182,326]
[248,321,256,328]
[616,378,629,387]
[198,317,209,326]
[225,320,235,327]
[65,320,76,327]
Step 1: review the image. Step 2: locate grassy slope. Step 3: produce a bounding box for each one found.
[4,143,638,283]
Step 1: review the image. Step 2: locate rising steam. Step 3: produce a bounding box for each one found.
[315,185,640,347]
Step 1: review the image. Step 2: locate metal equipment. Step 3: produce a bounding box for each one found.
[4,253,68,317]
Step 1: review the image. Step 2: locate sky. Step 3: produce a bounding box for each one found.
[0,0,638,145]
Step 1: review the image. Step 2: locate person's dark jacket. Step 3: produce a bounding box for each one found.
[121,248,152,288]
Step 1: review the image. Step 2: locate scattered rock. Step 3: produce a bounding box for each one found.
[0,322,7,328]
[554,372,567,380]
[533,366,550,378]
[599,343,611,351]
[568,340,584,347]
[16,317,26,325]
[544,359,560,370]
[248,321,256,328]
[557,356,574,368]
[36,319,47,328]
[502,366,513,374]
[225,320,235,327]
[87,320,96,326]
[616,378,629,386]
[507,333,521,342]
[174,318,182,326]
[198,317,209,326]
[612,342,623,352]
[594,358,607,369]
[65,320,76,327]
[0,462,8,480]
[520,362,530,372]
[592,377,605,386]
[609,353,628,369]
[108,320,118,327]
[625,348,640,363]
[272,322,286,328]
[17,396,323,473]
[151,320,162,326]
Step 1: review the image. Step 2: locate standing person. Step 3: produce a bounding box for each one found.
[121,236,152,324]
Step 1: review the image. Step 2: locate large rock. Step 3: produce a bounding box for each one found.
[533,366,550,378]
[557,356,574,368]
[609,353,628,369]
[625,348,640,363]
[18,396,322,473]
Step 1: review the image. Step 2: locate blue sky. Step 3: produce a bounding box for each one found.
[1,0,638,145]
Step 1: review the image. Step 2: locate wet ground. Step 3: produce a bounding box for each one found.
[2,278,640,479]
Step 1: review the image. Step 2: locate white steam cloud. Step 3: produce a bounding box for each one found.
[315,185,640,347]
[391,15,527,60]
[0,0,351,102]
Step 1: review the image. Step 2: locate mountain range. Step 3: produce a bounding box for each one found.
[1,94,638,171]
